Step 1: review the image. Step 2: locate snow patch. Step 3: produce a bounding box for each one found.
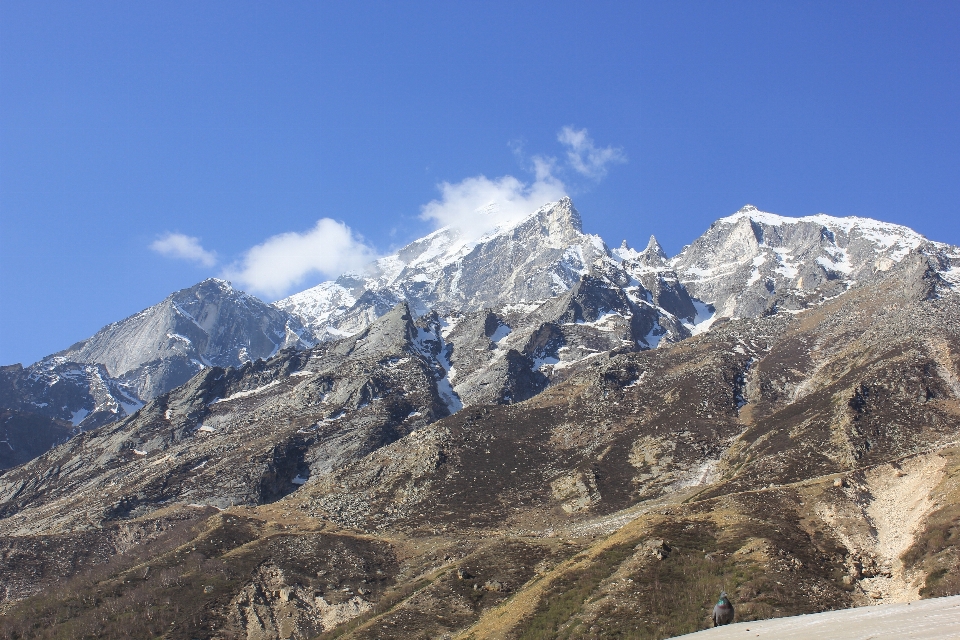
[643,321,666,349]
[682,299,717,336]
[212,379,282,403]
[533,355,560,371]
[439,315,460,339]
[625,371,647,388]
[772,248,799,279]
[817,247,853,275]
[569,312,624,331]
[501,301,545,314]
[120,399,143,415]
[436,377,463,413]
[489,323,512,344]
[551,352,604,370]
[942,266,960,286]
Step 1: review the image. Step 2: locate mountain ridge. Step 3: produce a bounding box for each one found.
[2,200,957,468]
[279,200,960,343]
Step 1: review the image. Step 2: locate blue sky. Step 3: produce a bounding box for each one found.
[2,1,958,365]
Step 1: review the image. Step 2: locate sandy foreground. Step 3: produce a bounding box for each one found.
[675,595,960,639]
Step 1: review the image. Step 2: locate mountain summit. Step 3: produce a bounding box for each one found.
[52,278,315,401]
[673,205,958,317]
[277,197,606,339]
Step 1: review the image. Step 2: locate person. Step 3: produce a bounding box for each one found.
[712,591,734,626]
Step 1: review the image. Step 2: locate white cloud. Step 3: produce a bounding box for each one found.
[420,171,567,243]
[557,126,626,180]
[150,233,217,267]
[223,219,379,299]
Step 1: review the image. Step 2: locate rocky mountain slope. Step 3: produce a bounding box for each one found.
[0,280,315,457]
[51,278,315,401]
[1,201,960,639]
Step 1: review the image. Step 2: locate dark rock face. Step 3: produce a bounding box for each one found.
[0,360,142,433]
[0,409,72,471]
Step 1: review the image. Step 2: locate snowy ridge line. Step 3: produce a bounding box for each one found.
[275,198,599,340]
[720,205,942,247]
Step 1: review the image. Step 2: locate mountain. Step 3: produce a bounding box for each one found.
[277,198,614,337]
[0,279,316,442]
[0,302,450,534]
[673,205,959,318]
[275,198,710,408]
[51,278,316,401]
[279,201,960,358]
[0,360,141,471]
[2,201,960,639]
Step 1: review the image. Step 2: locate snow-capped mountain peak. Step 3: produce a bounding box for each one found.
[674,205,955,318]
[718,205,937,254]
[276,197,604,339]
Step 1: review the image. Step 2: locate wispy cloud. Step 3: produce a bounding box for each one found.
[222,219,378,299]
[557,126,627,180]
[150,233,217,267]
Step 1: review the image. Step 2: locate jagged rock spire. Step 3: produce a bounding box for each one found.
[638,235,668,266]
[644,235,667,258]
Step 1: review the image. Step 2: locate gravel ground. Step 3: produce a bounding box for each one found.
[675,595,960,639]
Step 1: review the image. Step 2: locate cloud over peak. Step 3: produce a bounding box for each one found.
[150,126,623,299]
[222,219,379,299]
[420,126,624,242]
[419,172,567,244]
[150,233,217,267]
